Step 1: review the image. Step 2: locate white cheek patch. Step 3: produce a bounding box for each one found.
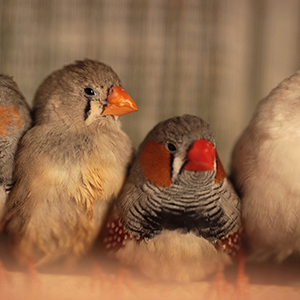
[172,153,186,182]
[85,101,103,125]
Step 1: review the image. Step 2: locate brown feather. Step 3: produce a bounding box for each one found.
[214,152,227,184]
[139,141,172,187]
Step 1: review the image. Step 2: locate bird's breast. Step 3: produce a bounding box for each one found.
[105,221,234,282]
[104,216,242,263]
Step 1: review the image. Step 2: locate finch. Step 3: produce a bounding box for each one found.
[231,70,300,262]
[0,75,31,219]
[1,59,138,267]
[103,115,241,282]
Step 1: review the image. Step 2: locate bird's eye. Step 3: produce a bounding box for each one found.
[84,87,96,96]
[166,142,177,153]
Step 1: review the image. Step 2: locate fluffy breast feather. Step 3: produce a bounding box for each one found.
[233,124,300,261]
[114,230,231,282]
[4,123,133,265]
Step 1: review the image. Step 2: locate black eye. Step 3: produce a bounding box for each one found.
[166,142,177,152]
[84,87,96,96]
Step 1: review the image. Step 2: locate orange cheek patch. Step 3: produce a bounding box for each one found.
[139,140,172,187]
[0,106,24,137]
[214,152,227,184]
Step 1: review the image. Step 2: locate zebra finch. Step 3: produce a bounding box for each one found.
[0,75,31,220]
[0,59,138,268]
[231,70,300,263]
[102,114,242,282]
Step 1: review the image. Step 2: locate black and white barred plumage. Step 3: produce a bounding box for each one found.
[104,114,241,282]
[118,115,240,240]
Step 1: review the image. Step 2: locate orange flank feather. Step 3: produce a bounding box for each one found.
[214,152,227,184]
[103,218,139,251]
[0,106,24,137]
[139,140,172,187]
[214,227,242,258]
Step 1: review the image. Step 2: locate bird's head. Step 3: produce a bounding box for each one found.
[0,75,29,109]
[136,114,226,187]
[32,59,138,126]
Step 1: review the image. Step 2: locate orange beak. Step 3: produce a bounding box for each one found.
[102,86,138,116]
[184,138,216,172]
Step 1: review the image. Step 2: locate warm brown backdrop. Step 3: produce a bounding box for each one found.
[1,0,300,169]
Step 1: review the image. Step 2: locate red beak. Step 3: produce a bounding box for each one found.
[184,138,216,172]
[102,86,138,116]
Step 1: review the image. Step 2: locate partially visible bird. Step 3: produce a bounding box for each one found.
[0,75,31,219]
[231,70,300,262]
[0,59,138,267]
[102,115,242,282]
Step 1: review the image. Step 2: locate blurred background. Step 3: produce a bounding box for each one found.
[0,0,300,170]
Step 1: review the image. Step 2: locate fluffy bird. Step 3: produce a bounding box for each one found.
[102,115,242,282]
[231,71,300,262]
[0,59,138,267]
[0,75,31,219]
